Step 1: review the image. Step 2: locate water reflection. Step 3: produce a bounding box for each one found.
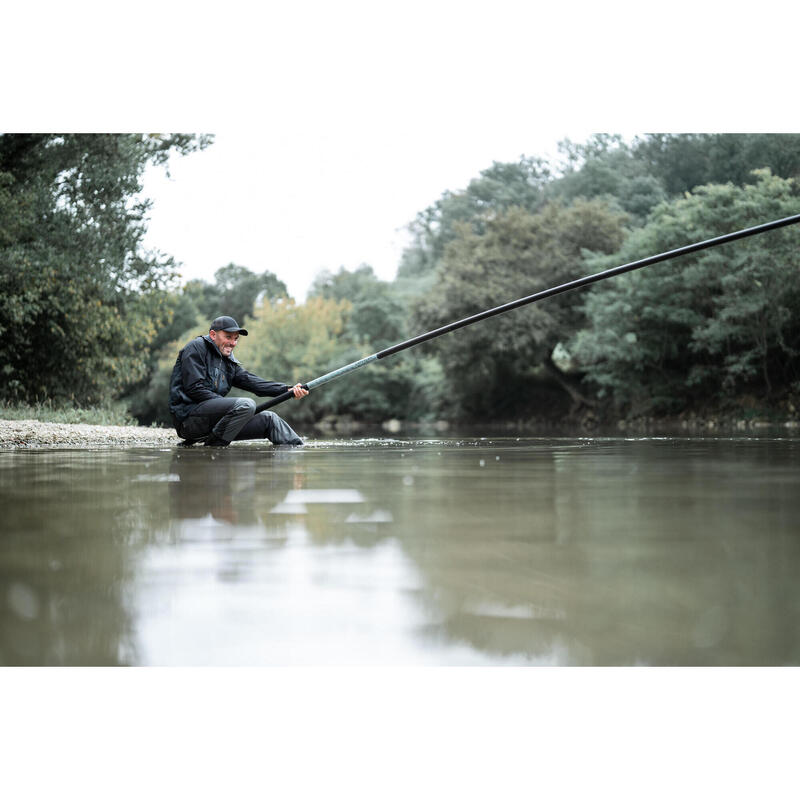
[2,437,799,665]
[0,449,172,665]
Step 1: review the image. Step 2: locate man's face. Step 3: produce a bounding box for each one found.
[209,328,239,357]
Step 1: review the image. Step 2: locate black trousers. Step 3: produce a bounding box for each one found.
[177,397,303,445]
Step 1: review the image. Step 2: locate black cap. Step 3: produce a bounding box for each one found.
[210,316,248,336]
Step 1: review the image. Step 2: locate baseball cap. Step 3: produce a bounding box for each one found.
[210,316,248,336]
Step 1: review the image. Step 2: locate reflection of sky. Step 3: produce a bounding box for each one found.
[7,438,800,666]
[134,520,547,666]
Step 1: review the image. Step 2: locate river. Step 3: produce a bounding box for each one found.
[1,434,798,665]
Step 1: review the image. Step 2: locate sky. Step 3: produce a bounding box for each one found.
[139,128,576,301]
[9,1,797,306]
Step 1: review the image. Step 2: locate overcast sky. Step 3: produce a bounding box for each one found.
[8,2,797,305]
[134,0,795,302]
[139,129,579,301]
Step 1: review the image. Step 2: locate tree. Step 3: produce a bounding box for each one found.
[632,134,800,195]
[308,264,406,349]
[201,263,289,324]
[0,133,212,404]
[400,156,552,282]
[122,285,210,425]
[571,171,800,415]
[412,199,628,418]
[229,296,353,424]
[548,135,667,222]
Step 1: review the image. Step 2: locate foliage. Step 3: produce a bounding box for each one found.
[570,171,800,415]
[412,199,628,418]
[196,263,289,324]
[308,264,406,349]
[304,265,445,421]
[122,297,210,426]
[548,135,667,222]
[8,131,800,427]
[633,133,800,195]
[230,296,352,424]
[123,264,289,426]
[0,133,211,405]
[229,270,447,424]
[399,156,552,282]
[0,399,136,426]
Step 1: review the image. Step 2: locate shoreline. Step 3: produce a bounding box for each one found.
[2,416,799,450]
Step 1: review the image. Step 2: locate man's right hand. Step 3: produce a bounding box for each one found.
[291,383,309,399]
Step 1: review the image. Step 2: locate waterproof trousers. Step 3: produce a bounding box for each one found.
[177,397,303,445]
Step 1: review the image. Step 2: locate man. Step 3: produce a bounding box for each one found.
[169,315,309,447]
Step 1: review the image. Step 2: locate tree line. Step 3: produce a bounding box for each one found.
[2,133,800,428]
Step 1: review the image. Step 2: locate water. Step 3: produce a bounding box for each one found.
[1,435,799,665]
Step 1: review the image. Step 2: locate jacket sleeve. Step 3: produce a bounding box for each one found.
[180,340,220,403]
[232,365,289,397]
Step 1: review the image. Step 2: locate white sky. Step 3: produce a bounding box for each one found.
[7,1,797,304]
[139,129,576,301]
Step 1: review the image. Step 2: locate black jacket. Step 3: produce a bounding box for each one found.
[168,335,289,424]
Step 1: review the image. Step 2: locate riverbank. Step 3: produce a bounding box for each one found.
[2,414,799,450]
[0,419,179,449]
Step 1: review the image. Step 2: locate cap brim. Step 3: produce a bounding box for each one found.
[222,327,248,335]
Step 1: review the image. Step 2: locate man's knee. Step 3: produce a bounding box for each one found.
[234,398,256,416]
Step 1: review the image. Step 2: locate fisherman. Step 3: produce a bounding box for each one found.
[169,315,308,447]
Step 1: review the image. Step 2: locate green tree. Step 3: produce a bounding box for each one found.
[548,135,667,222]
[309,264,405,349]
[201,263,289,323]
[307,264,451,421]
[401,156,552,281]
[122,285,210,425]
[571,171,800,415]
[0,133,212,405]
[230,296,353,425]
[633,134,800,195]
[412,199,628,418]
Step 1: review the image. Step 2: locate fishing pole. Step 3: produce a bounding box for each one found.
[255,212,800,413]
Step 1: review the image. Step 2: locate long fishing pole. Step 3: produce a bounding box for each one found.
[255,212,800,413]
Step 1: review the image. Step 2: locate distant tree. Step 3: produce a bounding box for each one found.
[122,285,209,425]
[201,263,289,323]
[548,135,667,222]
[400,156,552,281]
[230,296,352,424]
[632,133,800,195]
[0,133,212,404]
[309,264,405,349]
[303,265,444,421]
[412,198,628,418]
[571,171,800,415]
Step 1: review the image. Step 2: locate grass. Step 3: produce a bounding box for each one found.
[0,400,138,427]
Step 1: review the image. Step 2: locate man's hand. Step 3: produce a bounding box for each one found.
[291,383,309,399]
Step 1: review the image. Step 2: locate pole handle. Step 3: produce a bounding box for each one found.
[254,384,309,414]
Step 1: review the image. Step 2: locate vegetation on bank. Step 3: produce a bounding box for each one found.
[2,133,800,429]
[0,400,136,427]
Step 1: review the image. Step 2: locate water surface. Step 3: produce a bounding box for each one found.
[1,436,799,665]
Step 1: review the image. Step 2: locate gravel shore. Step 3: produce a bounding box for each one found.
[0,418,180,449]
